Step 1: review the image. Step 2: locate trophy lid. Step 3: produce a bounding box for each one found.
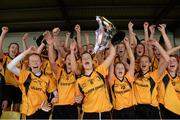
[111,31,126,45]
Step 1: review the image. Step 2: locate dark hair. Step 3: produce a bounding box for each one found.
[170,55,179,63]
[81,51,93,60]
[8,42,19,54]
[135,43,145,58]
[118,42,125,46]
[88,43,94,47]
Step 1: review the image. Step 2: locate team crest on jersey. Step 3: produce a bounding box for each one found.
[88,79,94,84]
[121,85,125,89]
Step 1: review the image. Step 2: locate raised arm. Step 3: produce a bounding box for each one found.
[85,32,92,52]
[103,42,116,69]
[158,24,172,50]
[64,32,71,51]
[124,37,135,78]
[150,39,170,62]
[52,27,61,49]
[46,31,59,75]
[107,62,114,83]
[0,27,8,58]
[85,32,90,45]
[143,22,149,55]
[74,24,83,53]
[21,33,29,51]
[148,39,170,78]
[70,40,81,75]
[7,46,36,76]
[147,25,156,58]
[167,45,180,55]
[149,25,156,40]
[128,21,137,49]
[144,22,149,41]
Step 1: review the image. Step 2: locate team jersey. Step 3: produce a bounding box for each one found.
[157,70,180,115]
[110,72,137,110]
[135,59,140,73]
[76,64,112,112]
[53,66,77,106]
[134,70,159,107]
[151,56,159,71]
[21,59,29,70]
[76,58,83,72]
[92,54,100,68]
[3,55,21,87]
[19,70,56,116]
[41,58,63,76]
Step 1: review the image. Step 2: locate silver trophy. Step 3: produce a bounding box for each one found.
[93,16,125,53]
[93,16,116,53]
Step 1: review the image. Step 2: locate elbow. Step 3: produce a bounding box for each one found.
[165,57,170,62]
[164,56,170,63]
[7,63,14,72]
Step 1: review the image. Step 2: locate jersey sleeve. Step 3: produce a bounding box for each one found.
[125,72,134,83]
[150,69,160,83]
[109,75,116,87]
[53,66,63,81]
[95,63,108,78]
[19,70,29,84]
[47,76,57,93]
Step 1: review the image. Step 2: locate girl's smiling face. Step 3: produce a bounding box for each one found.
[115,63,126,79]
[8,43,19,58]
[81,53,93,70]
[136,43,144,57]
[140,56,151,73]
[28,54,42,73]
[117,43,126,57]
[168,56,178,73]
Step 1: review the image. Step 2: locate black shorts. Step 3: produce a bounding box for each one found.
[4,85,22,107]
[135,104,160,119]
[83,110,112,119]
[26,109,51,119]
[52,104,78,119]
[160,104,180,119]
[113,106,136,119]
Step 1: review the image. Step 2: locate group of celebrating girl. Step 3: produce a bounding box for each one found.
[0,21,180,119]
